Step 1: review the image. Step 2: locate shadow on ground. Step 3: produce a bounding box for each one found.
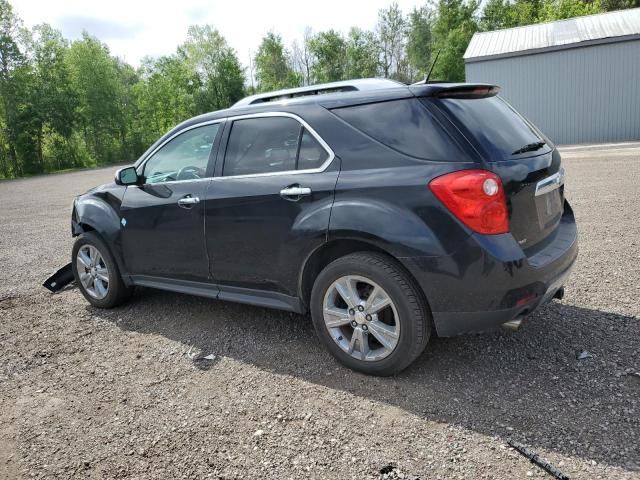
[92,288,639,471]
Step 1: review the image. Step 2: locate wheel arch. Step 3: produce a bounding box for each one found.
[298,238,432,316]
[73,196,129,283]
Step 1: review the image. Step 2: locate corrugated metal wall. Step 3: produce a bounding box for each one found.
[465,40,640,145]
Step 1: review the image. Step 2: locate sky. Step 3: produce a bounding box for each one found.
[14,0,425,69]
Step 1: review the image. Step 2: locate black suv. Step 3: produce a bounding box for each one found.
[69,79,578,375]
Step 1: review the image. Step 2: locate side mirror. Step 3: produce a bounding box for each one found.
[115,166,139,186]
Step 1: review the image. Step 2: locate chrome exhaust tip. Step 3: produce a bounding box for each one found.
[502,318,523,331]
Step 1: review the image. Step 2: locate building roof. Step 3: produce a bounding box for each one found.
[464,7,640,62]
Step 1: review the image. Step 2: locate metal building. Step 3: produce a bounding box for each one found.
[464,8,640,145]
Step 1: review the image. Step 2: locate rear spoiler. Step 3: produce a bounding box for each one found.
[409,83,500,99]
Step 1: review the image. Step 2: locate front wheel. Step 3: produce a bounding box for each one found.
[310,252,431,376]
[72,231,133,308]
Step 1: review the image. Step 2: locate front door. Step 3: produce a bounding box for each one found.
[205,114,339,297]
[120,122,222,281]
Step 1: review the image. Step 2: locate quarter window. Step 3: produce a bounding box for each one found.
[143,124,220,184]
[223,116,329,176]
[298,128,329,170]
[331,98,467,162]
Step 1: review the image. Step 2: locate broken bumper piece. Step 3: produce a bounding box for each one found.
[43,263,75,292]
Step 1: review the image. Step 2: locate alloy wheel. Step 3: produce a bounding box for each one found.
[76,245,110,299]
[322,275,400,361]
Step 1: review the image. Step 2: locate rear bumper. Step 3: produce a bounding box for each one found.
[401,202,578,337]
[430,258,574,336]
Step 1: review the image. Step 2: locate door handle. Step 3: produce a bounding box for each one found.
[280,186,312,199]
[177,195,200,208]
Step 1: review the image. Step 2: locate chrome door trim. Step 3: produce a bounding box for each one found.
[212,111,336,181]
[136,119,225,180]
[535,168,565,196]
[135,111,336,184]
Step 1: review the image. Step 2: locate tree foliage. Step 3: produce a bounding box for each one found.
[254,32,298,92]
[0,0,635,178]
[407,6,434,79]
[0,0,245,178]
[180,25,245,110]
[431,0,480,82]
[346,28,379,79]
[377,2,409,81]
[309,30,347,83]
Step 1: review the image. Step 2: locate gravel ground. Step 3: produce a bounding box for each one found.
[0,144,638,479]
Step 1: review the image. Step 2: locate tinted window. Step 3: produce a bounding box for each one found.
[435,96,546,159]
[298,128,329,170]
[223,116,329,176]
[144,124,219,184]
[331,98,465,161]
[223,117,300,176]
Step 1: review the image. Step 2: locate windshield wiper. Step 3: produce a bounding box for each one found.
[512,141,546,155]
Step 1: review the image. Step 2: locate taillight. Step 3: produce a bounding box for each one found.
[429,170,509,235]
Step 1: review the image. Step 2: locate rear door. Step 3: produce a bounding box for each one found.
[204,113,339,298]
[428,92,564,250]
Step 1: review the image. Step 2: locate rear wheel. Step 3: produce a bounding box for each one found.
[310,252,430,376]
[72,231,132,308]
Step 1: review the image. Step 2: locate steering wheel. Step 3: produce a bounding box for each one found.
[176,165,203,181]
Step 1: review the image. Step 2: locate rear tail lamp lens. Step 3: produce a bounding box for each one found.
[429,170,509,235]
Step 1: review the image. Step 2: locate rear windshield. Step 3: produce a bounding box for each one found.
[331,98,468,162]
[431,96,549,160]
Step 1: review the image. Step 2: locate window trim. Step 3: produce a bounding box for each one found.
[216,112,335,180]
[136,119,225,185]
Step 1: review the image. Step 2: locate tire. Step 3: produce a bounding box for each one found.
[310,252,431,376]
[72,231,133,308]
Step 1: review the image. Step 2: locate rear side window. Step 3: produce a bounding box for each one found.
[331,98,466,161]
[223,116,330,176]
[434,96,547,160]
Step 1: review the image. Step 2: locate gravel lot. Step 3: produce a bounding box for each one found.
[1,143,638,479]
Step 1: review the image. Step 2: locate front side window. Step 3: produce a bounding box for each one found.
[223,116,329,176]
[143,123,220,184]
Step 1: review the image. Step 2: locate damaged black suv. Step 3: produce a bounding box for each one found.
[63,79,578,376]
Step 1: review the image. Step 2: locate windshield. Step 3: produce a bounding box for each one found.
[431,95,550,161]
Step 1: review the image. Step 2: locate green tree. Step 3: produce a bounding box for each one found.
[134,55,199,144]
[0,0,28,176]
[431,0,480,82]
[309,30,347,83]
[65,33,124,164]
[345,27,379,79]
[28,24,78,171]
[406,5,434,80]
[291,27,315,85]
[112,58,143,160]
[481,0,541,30]
[254,32,298,91]
[179,25,245,111]
[600,0,640,9]
[538,0,602,21]
[376,2,408,81]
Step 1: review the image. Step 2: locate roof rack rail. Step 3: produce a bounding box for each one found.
[232,78,404,108]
